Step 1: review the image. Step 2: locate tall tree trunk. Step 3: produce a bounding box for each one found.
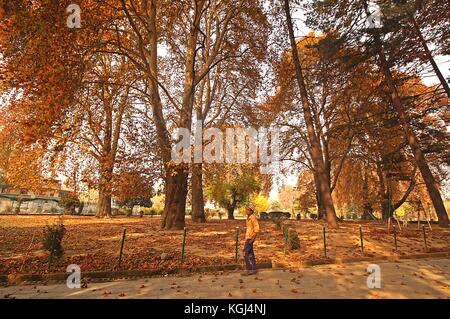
[161,0,205,229]
[143,0,203,230]
[191,162,206,223]
[283,0,338,228]
[96,75,115,218]
[191,102,206,223]
[96,90,113,220]
[368,24,449,227]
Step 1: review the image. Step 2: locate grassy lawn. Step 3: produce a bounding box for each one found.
[0,215,449,275]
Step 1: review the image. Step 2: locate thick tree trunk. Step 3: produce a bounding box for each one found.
[160,165,189,230]
[96,189,112,218]
[227,199,237,220]
[370,29,449,227]
[314,172,326,219]
[95,166,113,219]
[227,206,235,220]
[95,185,111,218]
[191,162,206,223]
[283,0,338,228]
[144,1,196,230]
[161,0,205,229]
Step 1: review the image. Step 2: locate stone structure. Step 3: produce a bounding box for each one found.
[0,181,63,214]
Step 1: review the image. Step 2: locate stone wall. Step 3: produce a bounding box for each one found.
[0,197,62,214]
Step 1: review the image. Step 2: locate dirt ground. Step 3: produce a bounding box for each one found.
[0,215,449,275]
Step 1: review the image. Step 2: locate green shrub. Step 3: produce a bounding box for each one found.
[42,221,66,260]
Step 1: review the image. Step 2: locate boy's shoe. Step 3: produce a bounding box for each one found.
[241,270,257,276]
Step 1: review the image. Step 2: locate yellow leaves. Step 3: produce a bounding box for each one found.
[251,194,270,214]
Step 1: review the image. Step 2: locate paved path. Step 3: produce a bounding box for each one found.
[1,258,449,299]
